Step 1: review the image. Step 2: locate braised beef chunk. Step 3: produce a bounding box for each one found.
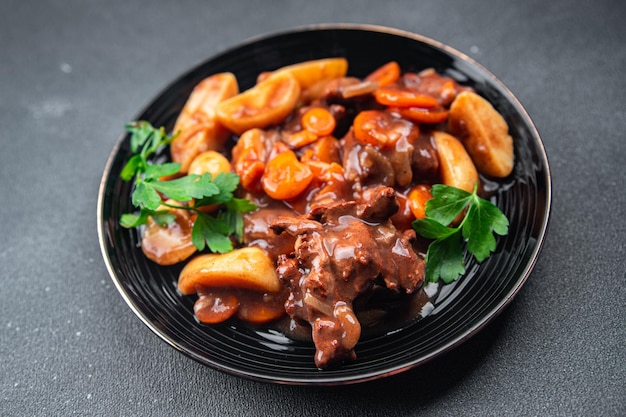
[357,186,399,222]
[343,130,396,188]
[341,116,418,191]
[411,133,440,180]
[243,203,298,261]
[401,68,474,107]
[270,186,425,368]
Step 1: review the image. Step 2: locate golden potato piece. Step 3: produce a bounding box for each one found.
[187,150,233,213]
[170,122,230,174]
[171,73,239,173]
[265,58,348,89]
[141,202,197,265]
[216,72,300,135]
[178,247,281,295]
[187,150,232,177]
[432,130,479,193]
[449,91,514,178]
[173,72,239,132]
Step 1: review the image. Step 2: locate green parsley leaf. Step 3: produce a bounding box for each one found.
[192,212,233,253]
[218,197,258,243]
[143,162,181,181]
[119,121,257,254]
[413,183,509,283]
[426,184,472,225]
[120,211,149,228]
[462,195,509,262]
[217,209,242,242]
[424,233,466,284]
[412,217,457,240]
[211,171,240,194]
[119,209,174,228]
[120,154,144,181]
[150,210,177,227]
[125,120,177,160]
[132,181,162,211]
[148,173,219,202]
[194,172,239,207]
[225,197,258,214]
[126,121,155,153]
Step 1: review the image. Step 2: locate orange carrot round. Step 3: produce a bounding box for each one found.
[353,110,418,148]
[284,129,318,149]
[299,136,341,164]
[394,106,449,124]
[407,184,433,220]
[261,150,313,200]
[374,86,439,108]
[236,291,287,324]
[365,61,401,87]
[301,107,336,136]
[194,293,239,324]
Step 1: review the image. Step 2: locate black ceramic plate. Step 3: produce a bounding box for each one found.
[98,24,551,385]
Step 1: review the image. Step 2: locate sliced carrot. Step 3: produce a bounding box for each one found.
[237,301,286,324]
[194,292,239,324]
[407,184,433,220]
[374,86,439,108]
[261,150,314,200]
[231,129,268,192]
[236,291,287,324]
[365,61,401,87]
[301,107,336,136]
[266,141,291,161]
[238,160,265,192]
[306,160,344,182]
[394,106,449,124]
[283,129,318,149]
[300,136,341,164]
[353,110,418,148]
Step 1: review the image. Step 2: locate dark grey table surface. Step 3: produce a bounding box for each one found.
[1,0,624,415]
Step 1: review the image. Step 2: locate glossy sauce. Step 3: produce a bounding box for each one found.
[170,61,506,368]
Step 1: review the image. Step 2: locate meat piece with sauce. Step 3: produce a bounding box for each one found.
[270,186,425,368]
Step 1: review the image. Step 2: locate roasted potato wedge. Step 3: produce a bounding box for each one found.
[173,72,239,132]
[141,201,197,265]
[432,130,479,193]
[187,150,232,177]
[216,72,300,135]
[171,72,239,173]
[178,247,281,295]
[448,91,514,178]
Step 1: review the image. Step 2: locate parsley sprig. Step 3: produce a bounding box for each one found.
[119,121,257,254]
[412,184,509,284]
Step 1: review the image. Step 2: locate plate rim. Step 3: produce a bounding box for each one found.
[97,23,552,385]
